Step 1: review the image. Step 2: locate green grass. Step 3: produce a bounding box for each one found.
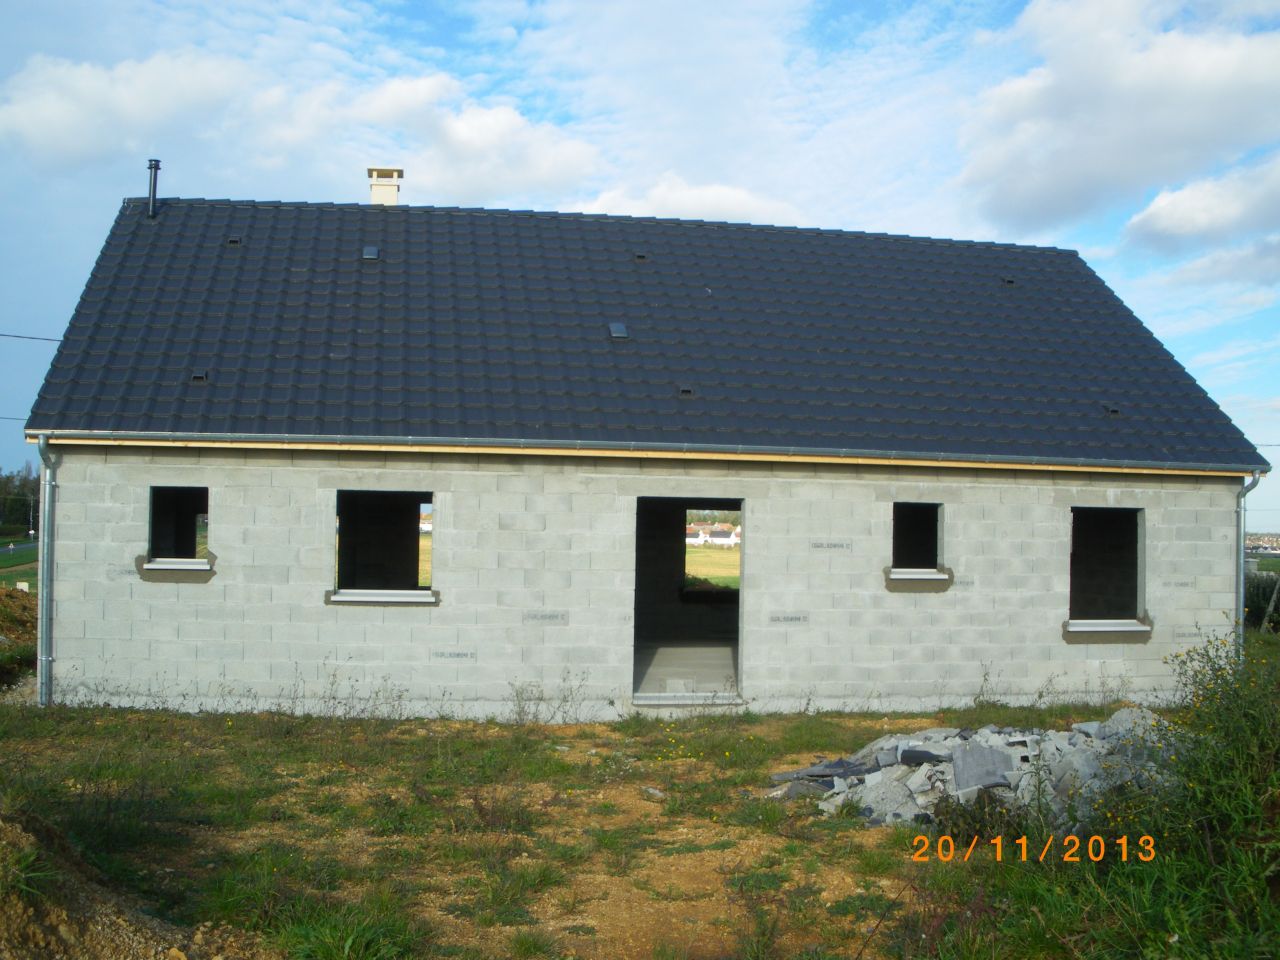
[0,564,37,594]
[0,545,37,571]
[0,842,59,901]
[1255,555,1280,573]
[3,652,1272,958]
[684,543,740,590]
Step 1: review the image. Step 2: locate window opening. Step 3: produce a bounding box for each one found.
[149,487,209,561]
[683,508,742,593]
[1070,507,1140,620]
[892,502,940,569]
[336,491,432,591]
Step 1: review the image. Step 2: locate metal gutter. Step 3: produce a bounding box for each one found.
[22,428,1271,477]
[36,434,56,707]
[1237,471,1262,658]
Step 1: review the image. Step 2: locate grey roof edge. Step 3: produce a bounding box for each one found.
[120,196,1079,254]
[24,428,1271,475]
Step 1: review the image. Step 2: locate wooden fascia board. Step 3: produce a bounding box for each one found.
[30,435,1259,478]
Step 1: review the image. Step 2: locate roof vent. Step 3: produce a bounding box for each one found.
[1101,401,1122,417]
[367,167,404,205]
[362,245,380,261]
[226,236,242,247]
[608,322,629,340]
[1000,276,1016,285]
[146,158,161,219]
[633,252,648,263]
[190,370,208,384]
[678,386,695,399]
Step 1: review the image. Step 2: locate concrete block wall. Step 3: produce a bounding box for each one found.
[46,445,1242,718]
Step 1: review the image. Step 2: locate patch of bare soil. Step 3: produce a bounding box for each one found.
[0,588,35,647]
[0,817,280,960]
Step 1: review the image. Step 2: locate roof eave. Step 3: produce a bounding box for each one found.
[24,427,1271,477]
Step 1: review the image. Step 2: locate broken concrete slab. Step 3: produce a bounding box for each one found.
[770,757,873,782]
[848,734,899,767]
[1098,707,1160,742]
[849,777,920,823]
[765,780,829,801]
[905,765,935,795]
[774,706,1175,830]
[951,742,1013,791]
[1070,720,1101,739]
[916,727,961,741]
[899,745,953,765]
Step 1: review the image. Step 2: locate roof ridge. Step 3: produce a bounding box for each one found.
[118,196,1078,254]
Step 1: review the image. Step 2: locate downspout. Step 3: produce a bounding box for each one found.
[1236,470,1261,659]
[37,434,56,707]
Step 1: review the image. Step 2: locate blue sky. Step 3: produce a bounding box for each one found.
[0,0,1277,527]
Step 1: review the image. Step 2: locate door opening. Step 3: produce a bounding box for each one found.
[633,497,742,700]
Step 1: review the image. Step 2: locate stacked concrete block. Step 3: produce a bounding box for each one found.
[44,445,1241,718]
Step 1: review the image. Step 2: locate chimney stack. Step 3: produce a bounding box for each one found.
[367,167,404,205]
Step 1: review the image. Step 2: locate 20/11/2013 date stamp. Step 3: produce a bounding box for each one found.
[912,835,1156,863]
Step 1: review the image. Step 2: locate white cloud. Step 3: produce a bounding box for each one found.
[1190,334,1280,369]
[404,103,598,203]
[0,36,597,206]
[582,172,803,225]
[1127,150,1280,250]
[0,51,249,162]
[1171,236,1280,287]
[961,0,1280,230]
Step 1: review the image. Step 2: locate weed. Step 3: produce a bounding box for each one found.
[918,630,1280,956]
[827,891,900,921]
[726,798,788,832]
[0,843,58,901]
[508,928,561,958]
[584,823,662,875]
[464,786,543,834]
[733,896,784,960]
[273,893,430,960]
[449,861,565,928]
[726,868,788,895]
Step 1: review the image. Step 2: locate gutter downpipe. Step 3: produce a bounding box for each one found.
[37,434,55,707]
[1237,470,1261,659]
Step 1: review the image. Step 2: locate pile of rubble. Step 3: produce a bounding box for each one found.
[767,707,1169,828]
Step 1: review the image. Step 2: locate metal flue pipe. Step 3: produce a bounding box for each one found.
[147,158,161,218]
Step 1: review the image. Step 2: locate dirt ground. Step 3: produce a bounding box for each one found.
[0,817,280,960]
[0,588,35,647]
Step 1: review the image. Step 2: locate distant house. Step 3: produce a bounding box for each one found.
[684,527,708,546]
[24,184,1269,717]
[706,528,740,548]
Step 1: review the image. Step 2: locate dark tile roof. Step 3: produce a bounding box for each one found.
[27,198,1269,472]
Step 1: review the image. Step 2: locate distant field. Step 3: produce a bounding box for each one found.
[0,542,37,570]
[685,543,740,589]
[419,532,432,586]
[1258,556,1280,573]
[0,565,36,593]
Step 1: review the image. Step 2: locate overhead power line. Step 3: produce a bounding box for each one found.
[0,332,61,342]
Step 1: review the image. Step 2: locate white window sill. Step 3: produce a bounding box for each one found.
[1065,619,1149,633]
[143,558,212,571]
[888,568,949,581]
[330,589,439,605]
